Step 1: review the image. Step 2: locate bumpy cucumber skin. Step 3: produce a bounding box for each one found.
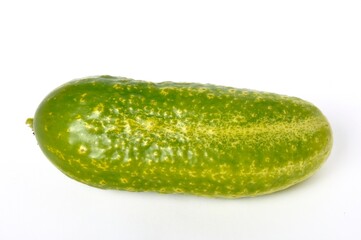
[31,75,332,198]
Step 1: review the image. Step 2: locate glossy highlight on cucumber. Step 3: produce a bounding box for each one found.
[27,75,332,198]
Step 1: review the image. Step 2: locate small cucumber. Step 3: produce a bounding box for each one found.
[27,76,332,198]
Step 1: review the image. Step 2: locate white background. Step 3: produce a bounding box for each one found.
[1,0,360,239]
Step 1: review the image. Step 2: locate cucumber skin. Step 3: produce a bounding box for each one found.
[31,75,332,198]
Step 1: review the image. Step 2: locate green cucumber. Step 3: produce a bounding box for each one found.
[27,75,332,198]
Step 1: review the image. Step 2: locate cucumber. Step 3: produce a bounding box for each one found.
[27,75,332,198]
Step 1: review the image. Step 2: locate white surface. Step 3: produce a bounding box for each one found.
[1,1,360,239]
